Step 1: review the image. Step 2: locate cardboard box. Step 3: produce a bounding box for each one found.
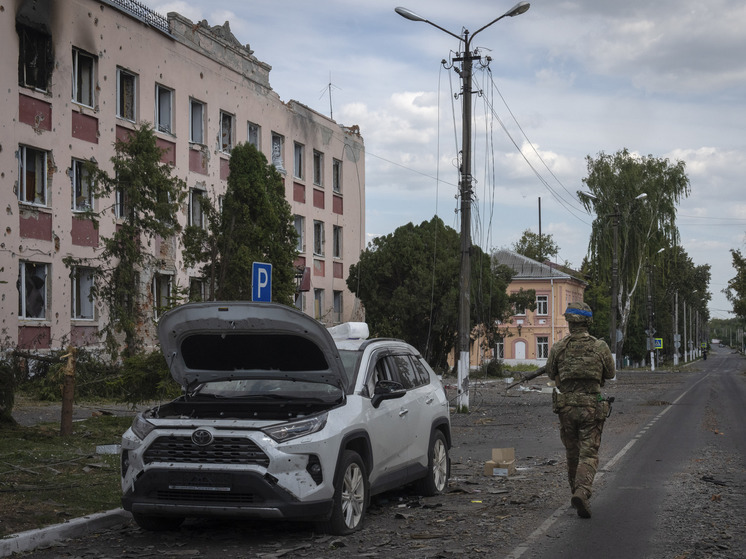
[484,448,516,476]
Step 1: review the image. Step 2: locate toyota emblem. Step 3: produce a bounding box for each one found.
[191,428,214,446]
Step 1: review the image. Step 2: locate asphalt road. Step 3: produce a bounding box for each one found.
[512,348,746,559]
[7,349,745,558]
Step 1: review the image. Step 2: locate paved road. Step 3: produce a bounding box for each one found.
[513,348,746,559]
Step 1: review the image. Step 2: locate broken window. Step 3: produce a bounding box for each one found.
[71,158,94,211]
[294,215,305,252]
[155,84,173,134]
[189,188,206,228]
[152,273,173,320]
[248,122,260,149]
[220,111,234,152]
[115,185,129,219]
[313,150,323,186]
[314,288,325,320]
[294,142,304,179]
[190,99,205,144]
[18,261,48,319]
[333,225,342,258]
[72,48,95,107]
[71,266,95,320]
[313,220,325,256]
[271,133,285,171]
[18,145,48,206]
[333,291,343,323]
[117,68,137,121]
[332,158,342,193]
[18,25,52,91]
[189,278,205,302]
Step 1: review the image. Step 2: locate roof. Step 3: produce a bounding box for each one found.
[493,249,579,281]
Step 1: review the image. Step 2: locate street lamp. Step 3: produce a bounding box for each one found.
[395,2,530,412]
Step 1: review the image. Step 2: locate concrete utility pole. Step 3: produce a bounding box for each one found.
[396,2,530,411]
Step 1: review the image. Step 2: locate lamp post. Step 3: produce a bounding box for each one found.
[396,2,530,411]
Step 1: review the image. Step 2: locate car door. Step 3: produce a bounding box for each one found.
[388,352,430,466]
[362,351,417,484]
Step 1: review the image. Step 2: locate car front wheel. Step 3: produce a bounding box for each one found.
[322,449,368,535]
[415,430,449,496]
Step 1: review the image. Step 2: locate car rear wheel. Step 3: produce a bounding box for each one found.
[415,430,449,496]
[132,513,184,531]
[322,449,368,535]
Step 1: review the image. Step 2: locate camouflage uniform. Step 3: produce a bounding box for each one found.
[546,302,615,518]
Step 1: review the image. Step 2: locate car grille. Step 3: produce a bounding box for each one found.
[156,489,258,504]
[144,435,270,466]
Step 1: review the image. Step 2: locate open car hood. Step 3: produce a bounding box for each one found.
[158,301,348,391]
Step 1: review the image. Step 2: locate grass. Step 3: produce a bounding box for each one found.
[0,415,133,538]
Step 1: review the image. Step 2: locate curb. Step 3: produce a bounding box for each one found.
[0,509,132,557]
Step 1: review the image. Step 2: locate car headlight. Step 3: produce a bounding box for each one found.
[131,413,155,440]
[262,412,328,443]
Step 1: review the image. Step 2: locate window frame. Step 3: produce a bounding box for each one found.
[71,266,96,320]
[536,295,549,316]
[71,158,94,212]
[313,220,325,257]
[189,277,205,302]
[313,150,323,186]
[152,272,173,320]
[155,84,173,134]
[72,47,96,108]
[537,336,549,359]
[18,25,52,92]
[332,158,342,194]
[294,215,305,252]
[189,188,206,228]
[333,290,343,323]
[314,288,325,320]
[271,133,285,171]
[19,261,49,320]
[293,142,304,179]
[190,98,205,144]
[332,225,342,259]
[18,145,48,207]
[220,110,234,153]
[247,122,260,150]
[116,67,137,122]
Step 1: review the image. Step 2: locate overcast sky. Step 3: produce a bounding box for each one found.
[148,0,746,320]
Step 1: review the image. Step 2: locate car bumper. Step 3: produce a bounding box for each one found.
[122,468,333,521]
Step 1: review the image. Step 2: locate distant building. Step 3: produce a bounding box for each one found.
[492,250,587,365]
[3,0,365,351]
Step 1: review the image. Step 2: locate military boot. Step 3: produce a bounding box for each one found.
[571,489,591,518]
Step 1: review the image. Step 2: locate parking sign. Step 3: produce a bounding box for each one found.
[252,262,272,302]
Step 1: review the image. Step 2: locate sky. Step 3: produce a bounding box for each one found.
[147,0,746,320]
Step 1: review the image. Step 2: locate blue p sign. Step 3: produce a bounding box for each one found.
[252,262,272,302]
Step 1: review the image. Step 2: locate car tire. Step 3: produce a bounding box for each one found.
[132,513,184,532]
[321,449,368,535]
[414,430,449,496]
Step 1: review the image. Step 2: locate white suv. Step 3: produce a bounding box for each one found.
[120,301,451,534]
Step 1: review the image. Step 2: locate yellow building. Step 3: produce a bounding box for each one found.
[493,250,587,365]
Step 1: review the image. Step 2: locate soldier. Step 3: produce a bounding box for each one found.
[546,301,615,518]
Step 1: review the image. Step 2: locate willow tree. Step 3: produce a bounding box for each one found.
[578,148,690,362]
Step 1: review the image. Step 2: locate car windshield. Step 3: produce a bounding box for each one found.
[195,378,344,403]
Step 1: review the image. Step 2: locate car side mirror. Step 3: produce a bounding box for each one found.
[371,379,406,408]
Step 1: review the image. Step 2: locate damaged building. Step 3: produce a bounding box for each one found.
[2,0,366,351]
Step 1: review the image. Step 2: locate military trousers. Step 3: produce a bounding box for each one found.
[557,401,608,499]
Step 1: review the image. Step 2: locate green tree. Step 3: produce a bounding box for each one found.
[725,249,746,319]
[347,217,516,370]
[512,229,559,262]
[70,124,186,358]
[579,148,690,361]
[183,143,298,304]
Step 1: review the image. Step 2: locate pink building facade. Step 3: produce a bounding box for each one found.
[3,0,365,351]
[493,250,587,366]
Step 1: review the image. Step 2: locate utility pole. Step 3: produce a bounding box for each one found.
[395,2,530,412]
[646,260,655,370]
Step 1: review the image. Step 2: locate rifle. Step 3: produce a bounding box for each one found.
[506,365,547,390]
